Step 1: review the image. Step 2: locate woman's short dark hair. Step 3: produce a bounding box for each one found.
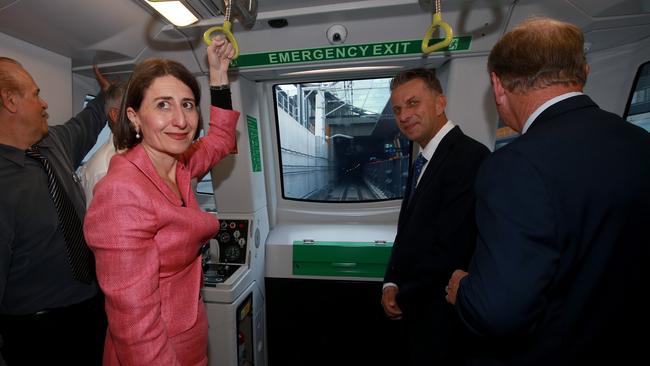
[113,58,202,150]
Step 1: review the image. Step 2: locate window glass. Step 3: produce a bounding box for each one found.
[192,128,217,212]
[274,78,411,202]
[196,174,213,195]
[195,174,216,212]
[624,61,650,132]
[494,119,519,150]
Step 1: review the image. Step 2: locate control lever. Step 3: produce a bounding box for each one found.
[209,239,220,263]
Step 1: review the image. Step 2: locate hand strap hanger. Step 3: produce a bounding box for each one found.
[203,0,240,59]
[421,0,453,54]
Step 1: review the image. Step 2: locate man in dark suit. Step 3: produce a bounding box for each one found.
[382,68,489,365]
[445,17,650,365]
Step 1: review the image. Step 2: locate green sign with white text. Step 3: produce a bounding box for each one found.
[230,36,471,68]
[246,115,262,172]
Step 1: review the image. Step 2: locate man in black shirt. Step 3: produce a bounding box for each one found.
[0,57,109,365]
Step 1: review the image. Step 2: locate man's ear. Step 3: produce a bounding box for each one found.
[490,72,506,106]
[107,106,120,125]
[435,94,447,117]
[0,88,19,114]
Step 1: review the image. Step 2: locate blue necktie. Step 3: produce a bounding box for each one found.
[409,153,427,201]
[26,145,94,284]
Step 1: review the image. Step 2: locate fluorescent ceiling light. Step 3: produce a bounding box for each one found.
[281,66,402,76]
[145,0,198,27]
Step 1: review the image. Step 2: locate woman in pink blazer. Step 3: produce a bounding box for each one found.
[83,37,238,365]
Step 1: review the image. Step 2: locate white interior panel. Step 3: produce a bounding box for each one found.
[0,32,71,126]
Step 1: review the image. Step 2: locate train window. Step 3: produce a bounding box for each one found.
[494,119,519,149]
[196,174,213,195]
[195,173,216,211]
[192,128,212,197]
[624,61,650,132]
[273,78,411,202]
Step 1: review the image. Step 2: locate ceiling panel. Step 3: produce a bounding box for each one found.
[2,0,649,76]
[568,0,650,17]
[0,0,164,66]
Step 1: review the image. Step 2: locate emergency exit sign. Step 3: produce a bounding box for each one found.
[230,36,471,68]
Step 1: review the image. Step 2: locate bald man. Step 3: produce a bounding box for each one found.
[0,57,108,365]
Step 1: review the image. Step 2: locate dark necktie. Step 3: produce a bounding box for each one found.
[409,153,428,202]
[26,145,94,284]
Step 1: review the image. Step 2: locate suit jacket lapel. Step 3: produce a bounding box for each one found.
[124,144,185,206]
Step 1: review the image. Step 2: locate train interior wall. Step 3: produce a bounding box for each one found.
[0,32,71,126]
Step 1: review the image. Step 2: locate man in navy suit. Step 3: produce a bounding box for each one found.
[445,17,650,365]
[382,68,489,365]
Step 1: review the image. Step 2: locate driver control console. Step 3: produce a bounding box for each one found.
[202,219,249,286]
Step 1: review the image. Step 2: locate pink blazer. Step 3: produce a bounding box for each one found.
[84,106,239,365]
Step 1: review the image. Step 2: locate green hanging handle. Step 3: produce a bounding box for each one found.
[203,20,240,60]
[421,11,453,54]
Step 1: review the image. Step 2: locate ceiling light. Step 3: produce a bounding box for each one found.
[282,66,402,76]
[145,0,198,27]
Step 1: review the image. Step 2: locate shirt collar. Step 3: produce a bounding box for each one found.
[419,120,455,160]
[522,92,583,134]
[0,143,29,166]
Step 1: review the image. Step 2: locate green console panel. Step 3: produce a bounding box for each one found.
[292,240,393,278]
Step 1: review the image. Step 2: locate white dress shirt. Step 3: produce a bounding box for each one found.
[415,120,456,187]
[78,133,120,207]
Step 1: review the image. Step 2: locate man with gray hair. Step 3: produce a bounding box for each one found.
[78,66,126,205]
[445,17,650,365]
[0,57,109,365]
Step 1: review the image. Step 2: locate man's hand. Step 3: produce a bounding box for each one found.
[445,269,469,305]
[381,286,403,320]
[93,64,111,92]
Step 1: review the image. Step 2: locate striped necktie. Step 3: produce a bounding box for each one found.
[409,153,427,202]
[26,145,94,284]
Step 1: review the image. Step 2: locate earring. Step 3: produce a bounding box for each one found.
[135,130,141,139]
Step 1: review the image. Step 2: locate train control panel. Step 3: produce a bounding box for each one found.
[202,218,250,286]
